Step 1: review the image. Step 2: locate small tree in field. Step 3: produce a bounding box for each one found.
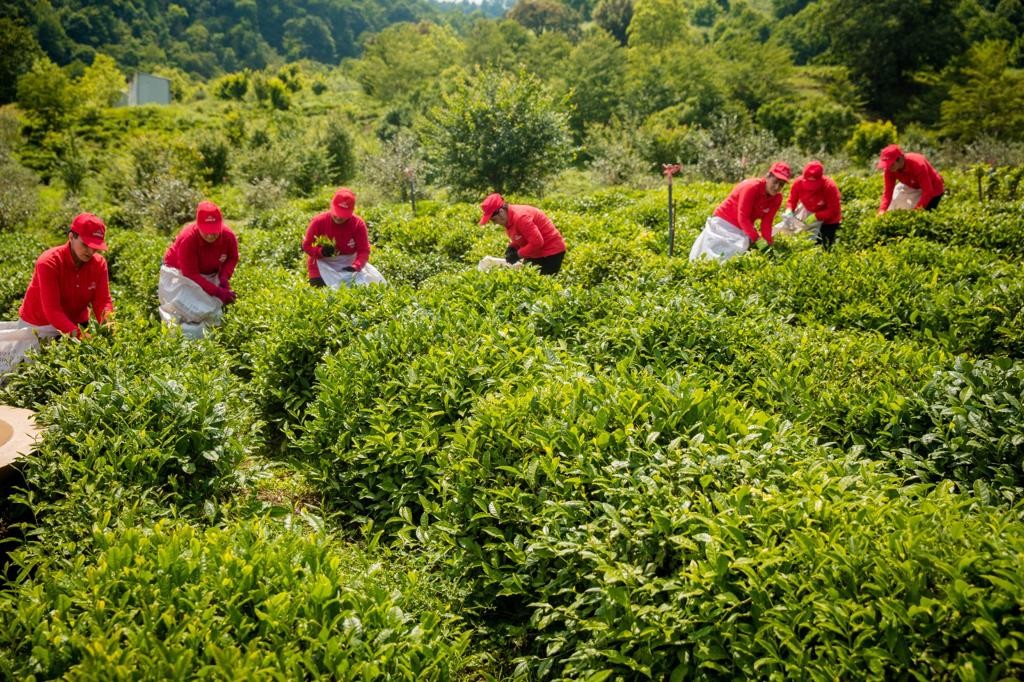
[420,69,572,196]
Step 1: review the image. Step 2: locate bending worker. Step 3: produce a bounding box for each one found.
[479,193,566,275]
[19,212,113,336]
[690,162,791,262]
[302,187,381,288]
[877,144,944,213]
[785,160,842,249]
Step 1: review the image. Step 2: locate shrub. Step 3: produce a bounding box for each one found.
[846,119,898,164]
[420,68,572,196]
[0,161,38,232]
[0,518,469,680]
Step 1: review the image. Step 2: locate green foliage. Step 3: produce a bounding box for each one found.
[0,18,43,104]
[0,518,470,680]
[508,0,581,35]
[74,53,125,110]
[212,71,249,100]
[0,161,39,233]
[16,57,72,131]
[592,0,632,44]
[323,118,356,185]
[846,119,898,163]
[420,68,572,196]
[941,39,1024,141]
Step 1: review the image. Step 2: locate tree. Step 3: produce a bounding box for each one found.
[282,15,336,63]
[508,0,581,36]
[16,57,72,131]
[628,0,694,49]
[353,22,464,107]
[940,40,1024,141]
[420,69,572,195]
[76,53,125,110]
[0,18,43,104]
[815,0,965,120]
[592,0,632,45]
[564,29,627,136]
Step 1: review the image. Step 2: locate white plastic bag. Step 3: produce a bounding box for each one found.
[0,320,59,375]
[689,216,751,262]
[317,254,387,289]
[773,204,821,236]
[477,256,516,271]
[887,182,922,212]
[157,266,222,338]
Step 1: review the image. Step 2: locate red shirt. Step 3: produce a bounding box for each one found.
[880,153,944,212]
[163,223,239,296]
[505,205,566,259]
[19,243,113,334]
[302,212,370,278]
[714,177,783,245]
[787,176,842,224]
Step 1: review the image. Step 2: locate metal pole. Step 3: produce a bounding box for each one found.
[662,164,681,257]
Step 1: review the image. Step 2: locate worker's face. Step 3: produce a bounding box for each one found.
[68,232,96,264]
[201,231,220,243]
[766,175,786,196]
[890,156,905,172]
[490,206,508,227]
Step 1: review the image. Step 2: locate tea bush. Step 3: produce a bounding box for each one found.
[0,518,470,680]
[0,231,45,317]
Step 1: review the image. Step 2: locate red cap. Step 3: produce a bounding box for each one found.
[803,160,824,182]
[331,188,356,219]
[876,144,904,170]
[768,162,791,182]
[479,193,505,225]
[71,213,108,251]
[195,201,224,235]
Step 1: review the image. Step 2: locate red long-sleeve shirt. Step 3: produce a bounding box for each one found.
[19,243,113,334]
[880,153,944,212]
[505,205,566,259]
[163,223,239,296]
[714,177,783,245]
[787,176,842,224]
[302,212,370,279]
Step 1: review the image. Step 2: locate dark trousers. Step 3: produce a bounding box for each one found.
[524,250,565,275]
[309,277,326,288]
[818,223,840,249]
[924,192,944,211]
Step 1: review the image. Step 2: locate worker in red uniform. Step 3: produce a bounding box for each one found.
[785,160,842,249]
[479,193,566,275]
[19,212,113,335]
[877,144,944,213]
[162,200,239,305]
[302,187,372,287]
[690,162,790,262]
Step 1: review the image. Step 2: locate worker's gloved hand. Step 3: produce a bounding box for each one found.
[320,244,335,258]
[343,265,358,272]
[504,245,520,264]
[214,287,237,305]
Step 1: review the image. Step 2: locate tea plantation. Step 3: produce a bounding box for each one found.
[2,172,1024,679]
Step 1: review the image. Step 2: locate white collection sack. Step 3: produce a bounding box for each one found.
[317,254,387,289]
[0,320,60,376]
[773,204,822,237]
[887,182,922,212]
[477,256,519,271]
[689,216,751,263]
[157,266,223,339]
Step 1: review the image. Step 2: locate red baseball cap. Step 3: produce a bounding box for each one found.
[876,144,904,170]
[71,213,108,251]
[479,193,505,225]
[803,160,824,181]
[768,162,792,182]
[331,188,356,219]
[195,201,224,235]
